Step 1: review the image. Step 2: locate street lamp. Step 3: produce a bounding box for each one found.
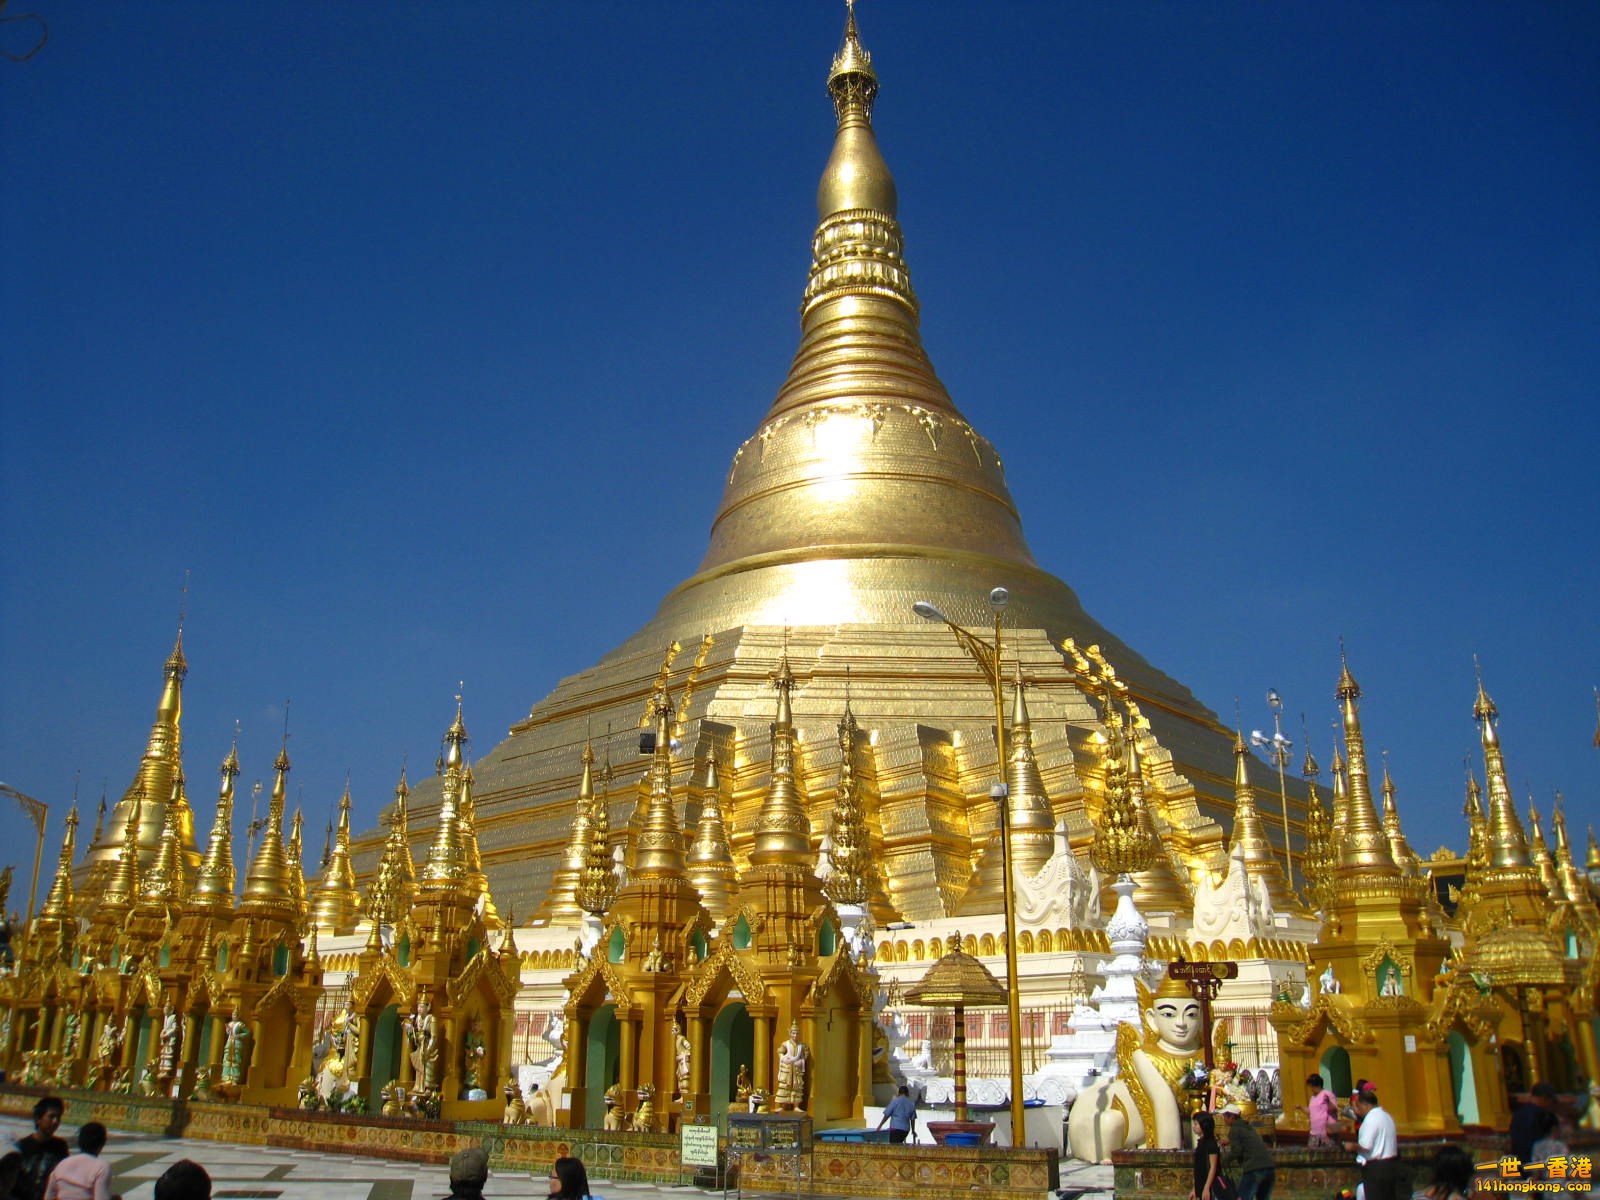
[1249,690,1295,890]
[912,588,1028,1147]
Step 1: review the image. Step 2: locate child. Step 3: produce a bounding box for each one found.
[44,1121,120,1200]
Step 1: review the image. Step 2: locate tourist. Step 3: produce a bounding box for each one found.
[1296,1074,1341,1148]
[876,1085,917,1144]
[1190,1112,1230,1200]
[1347,1089,1403,1200]
[1509,1081,1558,1164]
[13,1097,69,1200]
[1527,1110,1569,1177]
[1220,1104,1274,1200]
[151,1160,211,1200]
[43,1121,119,1200]
[441,1147,490,1200]
[547,1156,592,1199]
[1411,1144,1474,1200]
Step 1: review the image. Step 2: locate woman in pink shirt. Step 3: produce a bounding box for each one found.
[43,1122,120,1200]
[1295,1074,1342,1148]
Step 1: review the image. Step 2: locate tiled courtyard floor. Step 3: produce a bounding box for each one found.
[2,1116,1113,1199]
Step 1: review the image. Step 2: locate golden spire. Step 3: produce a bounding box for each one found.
[287,806,306,909]
[365,765,416,926]
[578,749,617,915]
[92,793,106,846]
[420,697,474,894]
[1090,702,1153,877]
[310,778,361,932]
[240,744,295,915]
[1458,772,1488,911]
[1005,667,1057,876]
[750,657,813,866]
[822,704,870,907]
[1127,717,1190,913]
[1473,672,1535,874]
[1588,824,1600,874]
[1333,656,1400,879]
[1328,742,1349,846]
[687,752,739,920]
[1549,800,1592,909]
[1526,800,1562,899]
[630,685,688,879]
[100,788,144,913]
[1228,730,1296,908]
[189,742,239,912]
[36,805,79,924]
[91,624,198,886]
[1298,752,1335,911]
[543,739,598,922]
[139,774,189,907]
[459,764,498,922]
[1378,757,1421,877]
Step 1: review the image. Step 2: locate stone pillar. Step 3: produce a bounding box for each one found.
[120,1011,141,1076]
[687,1011,707,1112]
[618,1009,638,1097]
[181,1011,204,1093]
[856,1007,874,1117]
[398,1011,416,1087]
[356,1014,375,1093]
[245,1018,266,1087]
[207,1015,226,1074]
[564,1009,589,1129]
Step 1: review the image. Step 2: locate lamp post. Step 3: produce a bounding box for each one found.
[1250,690,1295,891]
[911,588,1027,1147]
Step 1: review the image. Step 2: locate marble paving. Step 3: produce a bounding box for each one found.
[2,1116,1112,1199]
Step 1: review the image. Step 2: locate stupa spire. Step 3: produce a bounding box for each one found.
[310,778,361,932]
[365,765,416,927]
[420,697,472,895]
[687,752,738,920]
[1005,668,1058,875]
[1549,799,1592,909]
[577,750,617,916]
[287,807,307,910]
[240,744,295,915]
[1127,716,1189,913]
[750,658,812,866]
[1378,757,1420,877]
[1299,750,1335,911]
[189,742,239,912]
[36,805,79,926]
[1333,655,1400,880]
[542,739,598,922]
[1229,730,1295,908]
[1458,771,1488,912]
[1587,824,1600,875]
[139,774,189,907]
[1328,742,1349,845]
[1473,671,1534,874]
[1090,701,1154,879]
[822,704,871,907]
[1526,800,1561,899]
[631,686,687,879]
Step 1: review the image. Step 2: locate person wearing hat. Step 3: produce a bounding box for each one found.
[1219,1104,1275,1200]
[439,1147,489,1200]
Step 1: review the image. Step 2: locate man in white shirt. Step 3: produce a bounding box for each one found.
[1348,1089,1403,1200]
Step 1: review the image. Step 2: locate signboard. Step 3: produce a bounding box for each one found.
[681,1121,719,1168]
[1168,960,1239,982]
[725,1112,813,1154]
[1165,958,1238,1072]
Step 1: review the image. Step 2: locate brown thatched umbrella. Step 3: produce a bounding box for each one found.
[903,929,1008,1122]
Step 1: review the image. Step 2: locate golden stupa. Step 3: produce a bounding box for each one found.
[343,5,1305,923]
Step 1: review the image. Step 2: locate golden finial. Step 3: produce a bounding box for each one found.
[687,749,739,919]
[458,760,499,923]
[92,790,107,846]
[365,763,417,926]
[102,787,145,911]
[630,686,688,879]
[189,742,239,911]
[1328,737,1349,846]
[1526,797,1561,899]
[287,805,307,909]
[822,705,870,907]
[815,0,901,230]
[1332,654,1400,880]
[750,658,813,866]
[1299,767,1334,912]
[1548,797,1591,908]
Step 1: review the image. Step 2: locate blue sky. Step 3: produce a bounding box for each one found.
[2,1,1597,904]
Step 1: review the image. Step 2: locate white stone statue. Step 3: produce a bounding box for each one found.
[774,1021,810,1110]
[1191,842,1274,942]
[408,996,439,1090]
[672,1018,691,1098]
[1379,965,1403,997]
[1014,821,1095,928]
[157,1008,182,1076]
[1319,964,1341,994]
[1066,974,1207,1162]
